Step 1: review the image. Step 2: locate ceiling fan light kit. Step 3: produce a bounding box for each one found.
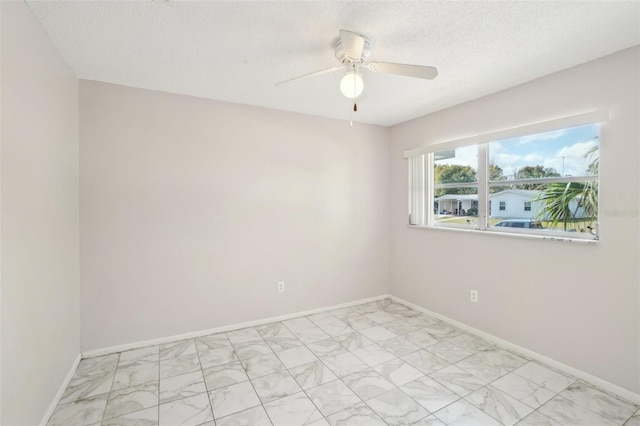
[340,69,364,99]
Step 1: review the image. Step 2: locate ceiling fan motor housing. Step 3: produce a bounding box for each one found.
[335,36,371,63]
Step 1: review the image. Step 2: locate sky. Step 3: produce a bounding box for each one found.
[436,123,600,179]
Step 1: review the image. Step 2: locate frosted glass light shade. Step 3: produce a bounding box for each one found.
[340,71,364,99]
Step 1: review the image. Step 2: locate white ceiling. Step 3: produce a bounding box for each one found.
[26,1,640,127]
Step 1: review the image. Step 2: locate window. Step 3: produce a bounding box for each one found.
[432,146,478,229]
[405,111,604,240]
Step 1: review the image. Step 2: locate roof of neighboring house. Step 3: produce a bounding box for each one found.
[435,194,479,201]
[435,190,544,202]
[489,189,540,198]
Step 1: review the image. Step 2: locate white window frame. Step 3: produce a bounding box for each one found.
[405,110,607,242]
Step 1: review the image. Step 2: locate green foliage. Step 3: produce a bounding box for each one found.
[489,164,506,181]
[489,164,508,194]
[535,149,598,231]
[585,145,599,175]
[435,164,476,183]
[434,164,476,196]
[514,165,561,189]
[515,165,561,179]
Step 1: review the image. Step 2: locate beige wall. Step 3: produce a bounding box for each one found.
[1,1,80,425]
[389,46,640,394]
[79,81,390,351]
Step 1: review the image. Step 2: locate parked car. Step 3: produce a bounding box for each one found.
[493,219,545,229]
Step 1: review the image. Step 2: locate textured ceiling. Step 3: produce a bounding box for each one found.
[26,1,640,127]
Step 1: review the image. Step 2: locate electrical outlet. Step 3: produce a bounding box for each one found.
[278,281,285,293]
[470,289,478,303]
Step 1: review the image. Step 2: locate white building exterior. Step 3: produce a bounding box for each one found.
[434,194,477,215]
[435,189,586,219]
[489,190,542,219]
[489,189,586,219]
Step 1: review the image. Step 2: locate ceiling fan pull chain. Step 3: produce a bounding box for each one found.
[349,102,354,128]
[352,66,358,115]
[347,61,357,127]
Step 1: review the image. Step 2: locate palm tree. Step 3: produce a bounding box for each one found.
[535,146,598,231]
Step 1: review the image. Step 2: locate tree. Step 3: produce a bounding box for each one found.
[434,164,476,196]
[489,164,508,194]
[515,165,561,180]
[535,148,598,231]
[514,165,560,189]
[489,164,506,181]
[585,145,599,175]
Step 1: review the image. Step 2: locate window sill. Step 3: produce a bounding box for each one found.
[407,224,599,244]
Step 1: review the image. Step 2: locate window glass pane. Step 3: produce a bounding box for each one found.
[434,187,478,228]
[434,145,478,187]
[489,124,599,181]
[488,183,598,237]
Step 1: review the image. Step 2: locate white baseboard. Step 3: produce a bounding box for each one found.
[390,295,640,405]
[79,292,639,405]
[82,294,392,359]
[40,353,81,426]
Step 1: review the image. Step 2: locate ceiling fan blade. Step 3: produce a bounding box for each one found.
[339,29,365,60]
[275,66,343,87]
[367,62,438,80]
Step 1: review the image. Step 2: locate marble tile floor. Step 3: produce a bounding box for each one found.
[48,299,638,426]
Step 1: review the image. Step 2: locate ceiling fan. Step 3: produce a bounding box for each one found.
[276,29,438,101]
